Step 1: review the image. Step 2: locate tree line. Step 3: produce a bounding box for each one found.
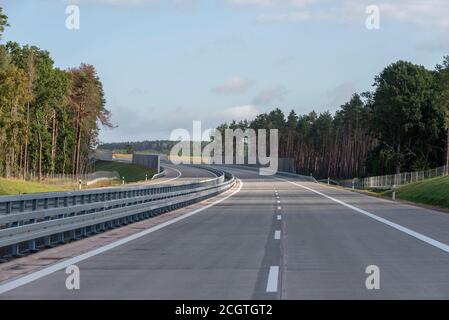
[0,7,112,180]
[98,140,177,155]
[218,57,449,179]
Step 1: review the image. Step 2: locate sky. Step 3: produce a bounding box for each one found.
[2,0,449,143]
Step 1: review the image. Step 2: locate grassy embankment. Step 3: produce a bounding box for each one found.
[0,161,155,196]
[93,160,156,183]
[390,175,449,210]
[0,178,72,196]
[336,175,449,210]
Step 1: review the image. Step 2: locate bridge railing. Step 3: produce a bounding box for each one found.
[0,166,235,260]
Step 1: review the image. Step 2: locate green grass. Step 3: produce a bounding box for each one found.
[0,178,72,196]
[93,160,156,183]
[393,175,449,210]
[0,161,154,195]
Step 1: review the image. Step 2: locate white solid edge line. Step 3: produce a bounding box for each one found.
[266,266,279,293]
[274,230,281,240]
[278,177,449,254]
[149,166,182,185]
[0,179,243,295]
[227,166,449,255]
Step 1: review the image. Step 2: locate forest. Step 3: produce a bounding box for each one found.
[218,58,449,179]
[0,7,112,180]
[98,140,177,155]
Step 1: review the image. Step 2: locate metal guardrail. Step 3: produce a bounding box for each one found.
[318,178,341,186]
[0,166,235,260]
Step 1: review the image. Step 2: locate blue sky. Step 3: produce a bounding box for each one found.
[2,0,449,142]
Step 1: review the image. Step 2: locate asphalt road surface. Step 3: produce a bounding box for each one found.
[1,165,449,299]
[138,163,217,186]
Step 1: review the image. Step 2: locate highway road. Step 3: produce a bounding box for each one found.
[1,165,449,299]
[135,163,217,186]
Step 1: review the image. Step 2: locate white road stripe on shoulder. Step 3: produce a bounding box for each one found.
[229,166,449,254]
[150,166,182,185]
[279,177,449,254]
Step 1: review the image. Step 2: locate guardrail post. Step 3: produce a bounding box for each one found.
[28,239,37,252]
[44,236,52,248]
[70,230,77,241]
[57,232,65,244]
[5,201,12,214]
[11,244,20,257]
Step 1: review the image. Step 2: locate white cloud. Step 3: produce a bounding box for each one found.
[253,85,287,105]
[211,76,254,95]
[256,0,449,28]
[65,0,449,28]
[375,0,449,28]
[257,11,313,22]
[218,105,260,120]
[223,0,312,7]
[67,0,151,5]
[105,103,261,142]
[66,0,190,6]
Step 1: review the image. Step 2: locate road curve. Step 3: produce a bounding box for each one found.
[1,165,449,299]
[135,163,217,186]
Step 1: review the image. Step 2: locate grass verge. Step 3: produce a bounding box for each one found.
[93,160,156,183]
[0,178,72,196]
[392,175,449,210]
